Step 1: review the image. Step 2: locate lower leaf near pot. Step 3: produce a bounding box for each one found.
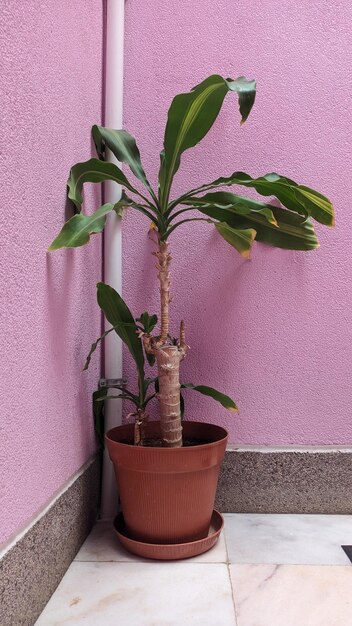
[106,421,228,544]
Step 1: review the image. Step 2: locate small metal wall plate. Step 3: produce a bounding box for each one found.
[99,378,128,388]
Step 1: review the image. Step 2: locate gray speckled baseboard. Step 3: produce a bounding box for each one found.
[0,455,100,626]
[215,447,352,513]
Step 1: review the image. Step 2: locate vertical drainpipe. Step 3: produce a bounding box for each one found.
[100,0,125,519]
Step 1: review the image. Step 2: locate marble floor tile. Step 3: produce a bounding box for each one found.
[230,564,352,626]
[75,520,228,563]
[35,562,237,626]
[75,522,133,562]
[225,513,352,564]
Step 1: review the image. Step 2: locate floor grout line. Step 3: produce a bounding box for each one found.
[223,523,231,564]
[231,560,350,564]
[74,558,229,564]
[227,562,238,625]
[224,522,239,625]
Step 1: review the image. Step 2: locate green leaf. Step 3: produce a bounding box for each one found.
[180,392,185,419]
[92,126,155,200]
[146,353,156,367]
[113,191,138,217]
[48,203,115,250]
[181,384,238,412]
[233,172,334,226]
[141,378,158,406]
[185,191,278,225]
[107,384,140,402]
[159,74,256,210]
[67,158,138,210]
[195,196,319,251]
[93,388,106,449]
[95,394,138,404]
[215,222,256,258]
[97,283,145,382]
[242,173,334,226]
[84,326,121,371]
[179,172,334,226]
[136,311,158,334]
[135,312,158,367]
[226,76,257,123]
[144,377,158,391]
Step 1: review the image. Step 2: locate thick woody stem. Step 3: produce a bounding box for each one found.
[154,240,171,346]
[178,319,188,360]
[148,238,189,448]
[155,345,182,447]
[133,408,148,446]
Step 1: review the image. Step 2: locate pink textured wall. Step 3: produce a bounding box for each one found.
[123,1,352,444]
[0,1,103,544]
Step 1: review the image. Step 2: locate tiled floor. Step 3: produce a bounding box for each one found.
[35,514,352,625]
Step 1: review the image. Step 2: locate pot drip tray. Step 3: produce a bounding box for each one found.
[113,510,224,561]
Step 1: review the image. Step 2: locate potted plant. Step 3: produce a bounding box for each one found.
[49,74,334,557]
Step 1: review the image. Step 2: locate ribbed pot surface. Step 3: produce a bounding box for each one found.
[106,421,228,544]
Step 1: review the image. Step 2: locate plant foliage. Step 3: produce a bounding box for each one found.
[49,73,334,443]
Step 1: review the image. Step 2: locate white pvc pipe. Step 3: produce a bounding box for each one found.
[100,0,125,519]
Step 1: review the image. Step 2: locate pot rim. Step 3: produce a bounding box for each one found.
[106,420,228,451]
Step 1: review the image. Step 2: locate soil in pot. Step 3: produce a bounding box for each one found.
[119,436,209,447]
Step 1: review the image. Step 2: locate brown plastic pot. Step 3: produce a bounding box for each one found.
[106,420,228,544]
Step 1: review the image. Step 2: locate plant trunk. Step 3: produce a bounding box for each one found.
[134,408,147,446]
[141,239,188,447]
[156,240,171,344]
[148,238,187,448]
[156,345,182,447]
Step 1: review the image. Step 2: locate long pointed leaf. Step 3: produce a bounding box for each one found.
[178,172,334,226]
[48,203,114,250]
[184,191,279,225]
[159,74,256,210]
[136,311,158,367]
[215,223,256,258]
[92,126,156,200]
[231,172,334,226]
[97,283,145,381]
[181,384,238,412]
[194,195,319,250]
[84,326,120,371]
[93,388,106,448]
[67,158,138,209]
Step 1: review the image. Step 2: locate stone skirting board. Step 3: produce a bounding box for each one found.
[215,446,352,514]
[0,455,100,626]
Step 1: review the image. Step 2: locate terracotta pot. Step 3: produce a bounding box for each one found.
[106,420,228,544]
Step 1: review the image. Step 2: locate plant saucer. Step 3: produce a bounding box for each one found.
[113,509,224,561]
